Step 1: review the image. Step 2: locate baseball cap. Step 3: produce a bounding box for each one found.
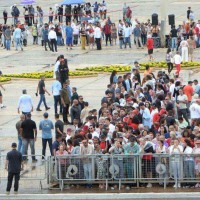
[144,135,151,140]
[188,81,193,84]
[11,142,17,148]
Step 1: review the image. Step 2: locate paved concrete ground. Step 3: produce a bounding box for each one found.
[0,0,200,196]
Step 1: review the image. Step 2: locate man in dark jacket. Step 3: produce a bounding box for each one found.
[42,24,51,51]
[59,55,69,86]
[11,5,20,25]
[5,142,24,195]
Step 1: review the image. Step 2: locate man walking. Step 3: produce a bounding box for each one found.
[52,77,62,114]
[104,21,112,46]
[39,112,54,158]
[36,76,50,111]
[60,81,70,124]
[21,113,37,161]
[16,115,25,153]
[65,21,73,50]
[5,142,23,195]
[42,24,51,51]
[18,89,33,116]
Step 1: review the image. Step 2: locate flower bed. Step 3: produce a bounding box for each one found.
[0,77,11,82]
[76,62,200,73]
[2,71,98,79]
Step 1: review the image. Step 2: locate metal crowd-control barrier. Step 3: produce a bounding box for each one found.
[0,155,47,189]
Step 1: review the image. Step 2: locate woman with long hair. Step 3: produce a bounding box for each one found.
[110,70,118,84]
[166,48,173,74]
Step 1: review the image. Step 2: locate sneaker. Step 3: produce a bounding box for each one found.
[146,183,152,188]
[110,187,115,190]
[1,105,6,109]
[14,191,18,195]
[178,183,181,188]
[173,184,177,188]
[46,107,50,111]
[36,109,42,111]
[195,183,199,188]
[32,159,38,162]
[6,191,10,195]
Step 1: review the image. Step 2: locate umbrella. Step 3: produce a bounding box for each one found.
[20,0,36,5]
[60,0,85,5]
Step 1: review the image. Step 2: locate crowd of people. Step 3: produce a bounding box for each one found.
[2,2,200,195]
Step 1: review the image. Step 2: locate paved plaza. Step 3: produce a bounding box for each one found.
[0,0,200,198]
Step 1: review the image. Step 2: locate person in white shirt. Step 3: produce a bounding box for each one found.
[17,89,33,115]
[51,77,62,114]
[94,23,102,50]
[123,22,131,48]
[54,56,62,79]
[48,27,57,52]
[180,38,189,62]
[173,51,182,76]
[189,98,200,120]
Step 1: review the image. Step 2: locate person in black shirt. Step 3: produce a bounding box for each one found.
[58,6,63,23]
[36,76,50,111]
[187,7,191,20]
[21,113,37,161]
[170,25,178,51]
[58,55,69,87]
[5,142,24,195]
[52,134,62,156]
[55,113,64,137]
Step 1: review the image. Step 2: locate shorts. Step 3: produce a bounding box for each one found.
[148,49,153,55]
[66,37,72,45]
[0,90,2,96]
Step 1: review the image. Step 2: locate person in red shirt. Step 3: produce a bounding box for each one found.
[103,21,112,46]
[146,35,154,61]
[183,81,194,112]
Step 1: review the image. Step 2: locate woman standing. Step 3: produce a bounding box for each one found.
[166,48,173,74]
[80,24,86,50]
[147,35,154,61]
[32,24,38,45]
[88,24,94,50]
[180,38,189,62]
[48,7,54,23]
[111,23,117,45]
[110,70,118,84]
[187,36,195,62]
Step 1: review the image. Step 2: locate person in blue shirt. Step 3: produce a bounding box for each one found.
[65,21,73,50]
[39,112,54,158]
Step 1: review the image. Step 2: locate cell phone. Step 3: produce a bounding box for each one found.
[35,93,38,97]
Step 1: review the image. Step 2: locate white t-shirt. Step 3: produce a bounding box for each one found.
[189,102,200,119]
[177,94,188,109]
[18,95,33,112]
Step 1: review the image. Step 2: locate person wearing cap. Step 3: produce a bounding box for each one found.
[0,71,6,109]
[39,112,54,158]
[17,89,33,116]
[5,142,24,195]
[21,113,37,161]
[48,26,57,52]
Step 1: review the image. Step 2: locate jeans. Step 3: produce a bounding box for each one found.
[22,138,36,160]
[119,39,123,49]
[167,62,173,74]
[184,160,195,178]
[54,95,62,114]
[5,39,11,50]
[57,36,62,46]
[124,158,134,179]
[37,94,48,110]
[105,34,111,45]
[14,17,18,25]
[178,108,190,125]
[171,37,177,51]
[42,138,53,157]
[50,39,57,52]
[124,37,131,48]
[44,40,51,50]
[15,38,22,50]
[63,104,69,123]
[83,163,92,181]
[6,172,20,192]
[113,159,124,179]
[135,36,143,48]
[141,34,147,45]
[18,135,23,153]
[39,17,43,25]
[49,16,53,23]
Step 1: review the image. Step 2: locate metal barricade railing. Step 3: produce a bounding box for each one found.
[55,155,114,190]
[0,155,47,189]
